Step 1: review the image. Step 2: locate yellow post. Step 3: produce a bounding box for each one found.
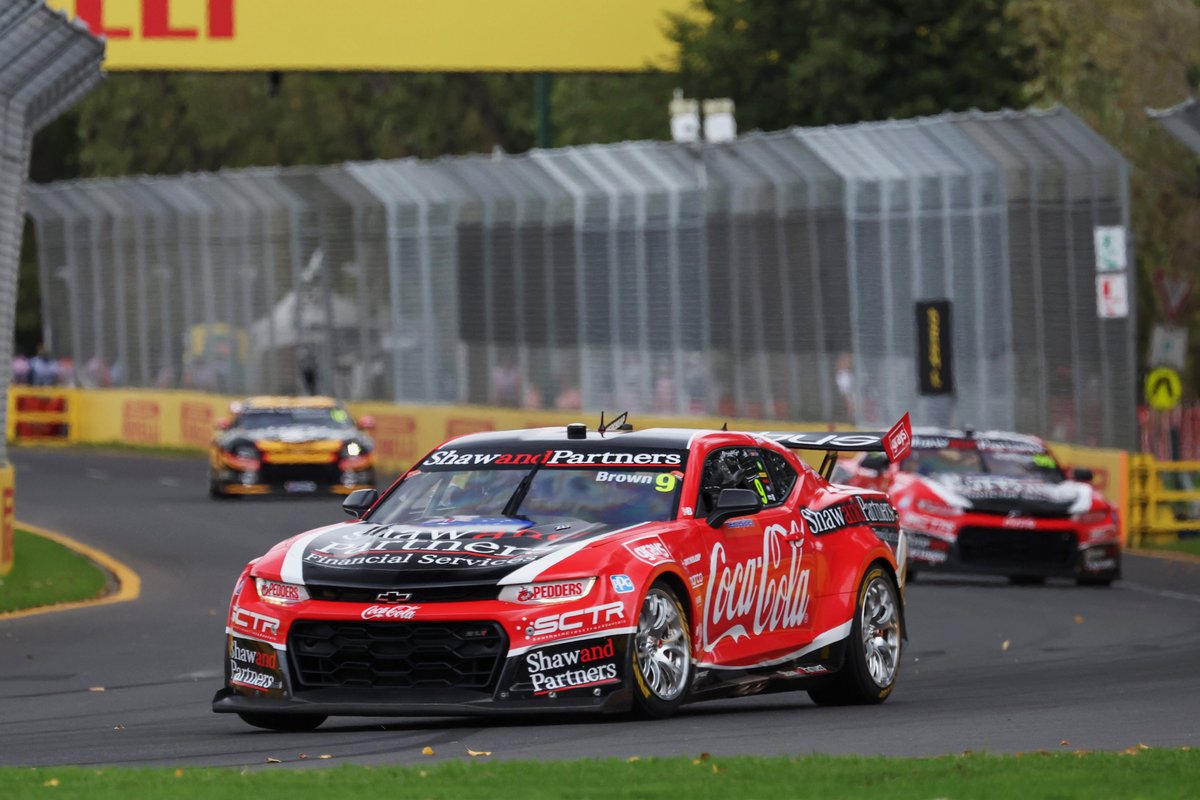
[0,463,13,576]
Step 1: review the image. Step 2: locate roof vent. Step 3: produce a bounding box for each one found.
[566,423,588,440]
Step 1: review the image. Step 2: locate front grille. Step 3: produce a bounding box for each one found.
[260,463,340,485]
[957,527,1076,567]
[967,498,1071,518]
[289,620,507,690]
[307,583,500,604]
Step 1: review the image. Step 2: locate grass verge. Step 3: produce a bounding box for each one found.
[0,529,108,613]
[0,750,1195,800]
[1136,535,1200,558]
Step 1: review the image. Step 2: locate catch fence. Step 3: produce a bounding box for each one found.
[26,106,1136,448]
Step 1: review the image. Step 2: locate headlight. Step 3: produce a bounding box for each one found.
[345,442,362,457]
[499,578,595,604]
[234,445,259,460]
[255,578,309,606]
[917,499,963,517]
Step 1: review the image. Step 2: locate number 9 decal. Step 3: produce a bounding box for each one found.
[655,473,677,493]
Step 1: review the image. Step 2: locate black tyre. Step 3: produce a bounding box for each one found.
[1075,574,1115,587]
[209,476,241,500]
[629,582,693,719]
[808,565,901,706]
[237,712,326,732]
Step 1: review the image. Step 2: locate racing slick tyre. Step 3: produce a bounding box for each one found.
[630,581,693,719]
[209,476,242,500]
[808,565,901,706]
[237,712,326,732]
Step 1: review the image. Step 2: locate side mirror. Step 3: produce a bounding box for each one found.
[357,415,376,432]
[706,488,762,529]
[342,488,378,518]
[1072,467,1094,483]
[215,417,232,431]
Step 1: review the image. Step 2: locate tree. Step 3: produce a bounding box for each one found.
[1013,0,1200,395]
[668,0,1033,130]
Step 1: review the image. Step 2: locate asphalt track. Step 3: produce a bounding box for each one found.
[2,448,1198,768]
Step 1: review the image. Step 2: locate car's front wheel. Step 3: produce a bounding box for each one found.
[236,712,326,732]
[808,565,901,706]
[629,582,693,719]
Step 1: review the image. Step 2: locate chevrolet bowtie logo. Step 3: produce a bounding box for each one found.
[376,591,413,604]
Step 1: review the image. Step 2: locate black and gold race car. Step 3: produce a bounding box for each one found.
[209,396,375,498]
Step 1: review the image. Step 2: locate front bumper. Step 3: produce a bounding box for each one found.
[212,683,630,718]
[215,587,637,719]
[903,518,1120,580]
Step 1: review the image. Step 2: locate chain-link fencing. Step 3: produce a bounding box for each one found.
[0,0,104,466]
[26,106,1135,448]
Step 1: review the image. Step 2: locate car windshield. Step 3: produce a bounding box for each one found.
[902,442,1064,482]
[236,407,350,430]
[368,466,684,529]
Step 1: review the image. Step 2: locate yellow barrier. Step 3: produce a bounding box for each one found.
[1129,455,1200,546]
[0,464,13,577]
[1049,442,1130,545]
[7,387,80,444]
[4,387,1136,544]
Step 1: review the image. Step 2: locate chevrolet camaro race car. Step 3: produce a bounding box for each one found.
[208,396,375,498]
[212,415,914,730]
[839,427,1120,586]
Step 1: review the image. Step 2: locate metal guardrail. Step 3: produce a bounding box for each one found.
[1129,454,1200,545]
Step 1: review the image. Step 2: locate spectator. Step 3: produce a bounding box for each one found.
[298,348,318,395]
[83,355,111,388]
[30,348,56,386]
[11,352,29,385]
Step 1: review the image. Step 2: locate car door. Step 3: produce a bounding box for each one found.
[692,446,814,668]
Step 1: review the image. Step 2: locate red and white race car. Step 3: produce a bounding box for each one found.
[838,427,1120,586]
[213,415,913,730]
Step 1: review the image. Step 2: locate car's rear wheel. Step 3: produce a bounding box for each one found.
[236,712,326,732]
[630,582,693,719]
[808,565,901,706]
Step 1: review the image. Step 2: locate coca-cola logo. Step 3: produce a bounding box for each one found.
[702,521,810,652]
[361,605,420,621]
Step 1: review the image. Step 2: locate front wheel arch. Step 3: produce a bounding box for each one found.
[628,579,694,719]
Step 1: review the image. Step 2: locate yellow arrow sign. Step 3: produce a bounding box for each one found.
[1145,367,1182,411]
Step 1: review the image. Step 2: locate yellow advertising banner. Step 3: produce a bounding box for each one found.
[45,0,690,71]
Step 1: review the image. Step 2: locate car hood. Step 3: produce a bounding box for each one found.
[229,425,356,444]
[924,474,1092,517]
[291,516,624,588]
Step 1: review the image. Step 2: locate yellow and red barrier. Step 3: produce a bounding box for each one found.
[0,463,13,577]
[5,387,1142,543]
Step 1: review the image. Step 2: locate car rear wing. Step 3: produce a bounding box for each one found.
[761,413,913,480]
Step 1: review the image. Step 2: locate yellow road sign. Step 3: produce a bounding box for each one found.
[1145,367,1182,411]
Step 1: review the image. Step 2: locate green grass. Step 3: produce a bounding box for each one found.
[1137,536,1200,558]
[0,529,108,613]
[0,750,1195,800]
